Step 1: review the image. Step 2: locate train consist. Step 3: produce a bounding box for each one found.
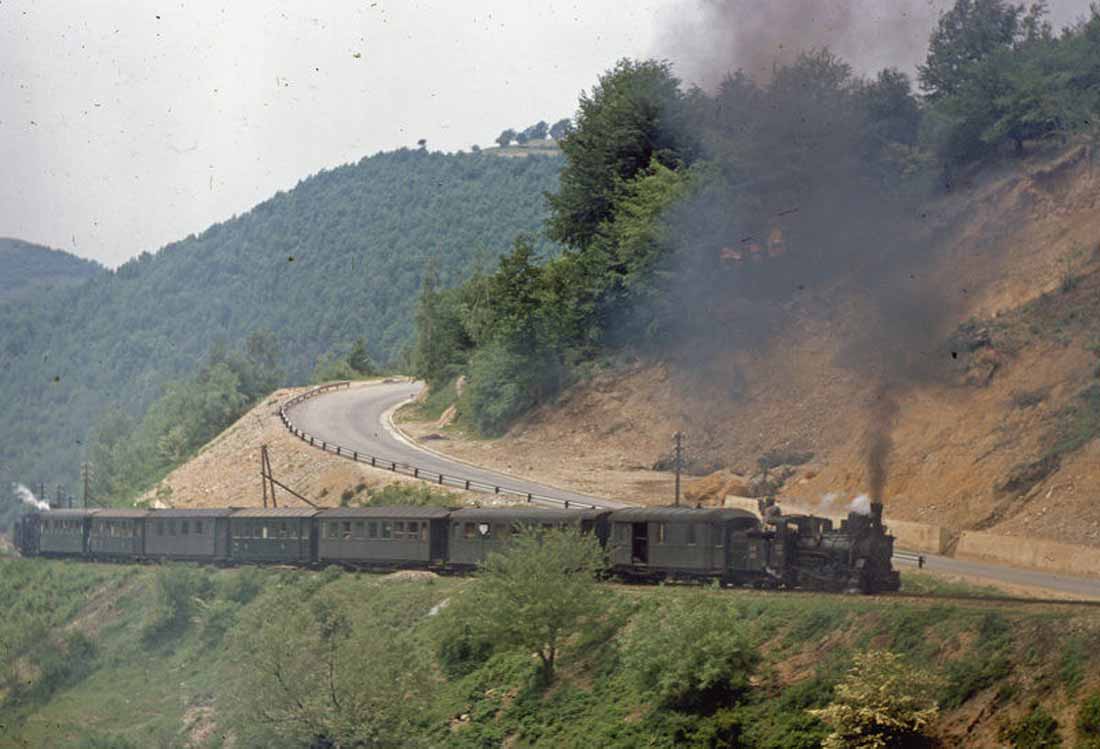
[12,501,900,594]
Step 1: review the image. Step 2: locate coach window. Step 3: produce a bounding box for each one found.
[342,521,352,540]
[155,520,164,536]
[494,523,508,540]
[656,523,666,544]
[181,520,190,536]
[195,520,204,535]
[687,524,697,546]
[463,522,476,540]
[713,526,724,547]
[394,521,405,539]
[368,522,378,539]
[353,521,364,539]
[170,520,178,536]
[325,522,336,540]
[420,523,428,542]
[382,521,393,539]
[407,521,418,539]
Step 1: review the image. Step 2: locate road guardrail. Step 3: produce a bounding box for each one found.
[279,382,603,510]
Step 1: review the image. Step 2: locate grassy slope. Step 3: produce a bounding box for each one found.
[2,560,1098,748]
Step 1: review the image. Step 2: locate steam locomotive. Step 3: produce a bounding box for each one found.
[12,500,900,594]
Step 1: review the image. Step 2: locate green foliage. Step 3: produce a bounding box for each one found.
[1078,692,1100,748]
[224,576,438,748]
[142,565,213,644]
[547,58,698,249]
[442,526,607,683]
[1002,704,1063,748]
[918,0,1035,101]
[941,611,1014,708]
[1058,635,1087,694]
[366,481,454,507]
[620,596,758,710]
[0,237,103,303]
[0,148,561,498]
[810,650,941,749]
[86,334,282,502]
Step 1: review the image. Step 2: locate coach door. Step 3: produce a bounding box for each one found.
[631,522,648,564]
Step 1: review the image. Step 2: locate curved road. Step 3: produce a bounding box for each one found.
[290,381,1100,598]
[290,380,628,509]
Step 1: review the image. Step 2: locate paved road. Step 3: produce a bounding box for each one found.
[290,381,1100,598]
[290,380,629,509]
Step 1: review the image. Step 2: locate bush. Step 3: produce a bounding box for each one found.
[142,565,212,643]
[1078,692,1100,749]
[27,630,98,702]
[217,566,266,605]
[810,650,940,749]
[367,481,452,507]
[1002,704,1062,748]
[620,597,758,711]
[437,623,495,679]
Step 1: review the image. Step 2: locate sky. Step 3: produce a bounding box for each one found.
[1,0,1094,267]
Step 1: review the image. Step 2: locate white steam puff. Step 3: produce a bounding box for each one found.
[820,491,839,510]
[848,494,871,516]
[13,483,49,511]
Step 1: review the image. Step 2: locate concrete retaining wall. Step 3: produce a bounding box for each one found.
[956,531,1100,579]
[723,495,948,554]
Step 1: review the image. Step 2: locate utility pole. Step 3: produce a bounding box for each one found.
[673,432,684,507]
[80,463,93,508]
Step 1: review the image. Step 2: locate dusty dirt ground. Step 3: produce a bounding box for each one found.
[399,143,1100,549]
[137,385,484,509]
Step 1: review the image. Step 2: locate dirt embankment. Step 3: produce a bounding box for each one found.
[137,385,474,509]
[400,143,1100,549]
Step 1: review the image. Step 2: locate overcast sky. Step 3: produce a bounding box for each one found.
[2,1,1093,267]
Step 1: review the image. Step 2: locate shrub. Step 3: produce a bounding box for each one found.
[1001,704,1062,748]
[217,566,265,605]
[436,623,495,679]
[620,597,759,711]
[1078,692,1100,749]
[142,565,212,643]
[810,650,940,749]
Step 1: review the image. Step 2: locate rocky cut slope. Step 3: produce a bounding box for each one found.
[410,143,1100,549]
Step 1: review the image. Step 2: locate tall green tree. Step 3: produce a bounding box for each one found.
[918,0,1034,100]
[441,526,607,683]
[547,58,697,249]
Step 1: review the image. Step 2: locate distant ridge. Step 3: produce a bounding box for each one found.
[0,237,102,302]
[0,147,562,493]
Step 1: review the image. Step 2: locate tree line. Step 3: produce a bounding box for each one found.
[495,118,573,147]
[0,148,561,501]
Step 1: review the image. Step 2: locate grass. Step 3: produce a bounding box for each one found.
[1,562,1099,748]
[401,378,460,422]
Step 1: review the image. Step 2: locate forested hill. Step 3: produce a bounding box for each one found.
[0,148,561,492]
[0,238,103,302]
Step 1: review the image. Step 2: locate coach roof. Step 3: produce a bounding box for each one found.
[230,507,320,518]
[450,507,608,522]
[150,508,236,518]
[316,506,451,519]
[609,507,758,523]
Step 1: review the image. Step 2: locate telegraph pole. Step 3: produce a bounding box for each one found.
[673,432,684,507]
[80,463,93,508]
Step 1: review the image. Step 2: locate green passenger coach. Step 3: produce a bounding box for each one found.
[228,508,318,563]
[316,506,450,566]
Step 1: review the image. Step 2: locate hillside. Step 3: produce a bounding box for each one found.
[402,142,1100,551]
[2,558,1099,747]
[0,238,102,303]
[0,148,562,495]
